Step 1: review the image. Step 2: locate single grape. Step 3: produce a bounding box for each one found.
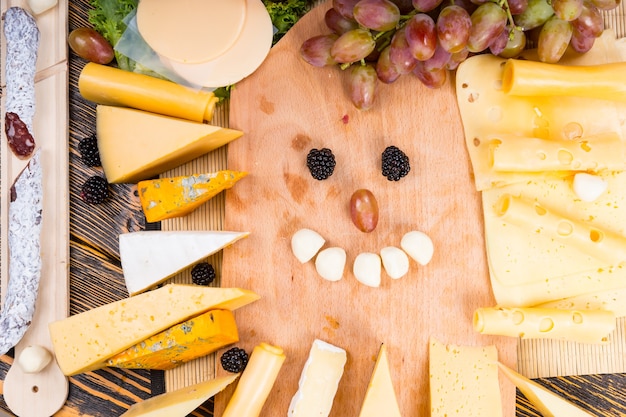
[333,0,361,19]
[498,27,527,57]
[570,25,596,51]
[68,27,115,64]
[376,45,402,83]
[507,0,529,15]
[325,7,359,34]
[467,2,507,52]
[423,43,452,71]
[513,0,555,30]
[354,0,401,31]
[449,0,478,13]
[348,64,379,110]
[446,48,469,70]
[436,5,472,53]
[589,0,620,9]
[331,28,376,63]
[389,26,419,73]
[572,1,604,37]
[489,27,509,55]
[413,61,448,88]
[405,13,437,61]
[552,0,583,21]
[538,16,573,63]
[350,188,379,230]
[413,0,445,12]
[390,0,415,12]
[300,34,339,67]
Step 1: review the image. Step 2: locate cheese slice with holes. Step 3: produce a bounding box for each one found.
[358,344,401,417]
[537,288,626,318]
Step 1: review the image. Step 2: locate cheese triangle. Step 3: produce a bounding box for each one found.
[120,230,249,295]
[120,374,239,417]
[96,105,243,183]
[359,344,401,417]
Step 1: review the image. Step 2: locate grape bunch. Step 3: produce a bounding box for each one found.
[300,0,616,109]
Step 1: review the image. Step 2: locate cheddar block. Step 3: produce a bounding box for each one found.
[120,373,239,417]
[96,105,243,183]
[358,344,401,417]
[138,171,248,223]
[79,63,218,122]
[473,307,615,344]
[107,309,239,370]
[222,342,286,417]
[48,284,259,376]
[498,363,594,417]
[429,338,502,417]
[537,288,626,318]
[288,339,347,417]
[120,230,249,295]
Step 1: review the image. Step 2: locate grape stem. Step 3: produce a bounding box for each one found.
[498,0,523,36]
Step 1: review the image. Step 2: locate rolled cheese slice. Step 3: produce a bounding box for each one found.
[495,194,626,266]
[489,132,625,173]
[473,307,615,343]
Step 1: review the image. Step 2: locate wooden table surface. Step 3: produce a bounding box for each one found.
[1,0,626,416]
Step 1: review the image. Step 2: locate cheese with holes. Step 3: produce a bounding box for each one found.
[138,171,247,223]
[288,339,347,417]
[537,288,626,318]
[120,230,249,295]
[96,105,243,183]
[107,309,238,370]
[120,373,239,417]
[473,307,615,343]
[49,284,259,375]
[498,363,594,417]
[429,338,502,417]
[358,344,401,417]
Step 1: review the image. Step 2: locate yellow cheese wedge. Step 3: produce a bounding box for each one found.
[222,342,286,417]
[498,363,595,417]
[358,344,401,417]
[48,284,259,376]
[79,63,219,123]
[96,105,243,183]
[107,309,239,370]
[120,230,250,296]
[473,307,615,344]
[120,373,239,417]
[429,338,502,417]
[138,171,248,223]
[288,339,347,417]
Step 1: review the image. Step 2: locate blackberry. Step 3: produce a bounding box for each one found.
[381,145,410,181]
[306,148,336,180]
[78,134,101,167]
[220,347,249,373]
[191,262,216,286]
[80,176,109,204]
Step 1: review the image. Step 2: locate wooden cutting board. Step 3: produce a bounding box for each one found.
[217,1,517,416]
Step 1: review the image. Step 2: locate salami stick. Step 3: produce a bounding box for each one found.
[0,7,42,356]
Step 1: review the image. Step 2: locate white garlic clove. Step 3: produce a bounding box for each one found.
[380,246,410,279]
[573,173,608,202]
[18,345,53,374]
[401,230,434,266]
[353,252,382,287]
[291,228,326,263]
[315,247,347,282]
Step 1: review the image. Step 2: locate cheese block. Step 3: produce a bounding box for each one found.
[120,230,249,295]
[138,170,248,223]
[537,288,626,318]
[120,373,239,417]
[107,309,239,370]
[222,342,286,417]
[498,363,594,417]
[358,344,401,417]
[429,338,502,417]
[473,307,615,344]
[48,284,259,376]
[288,339,347,417]
[96,105,243,183]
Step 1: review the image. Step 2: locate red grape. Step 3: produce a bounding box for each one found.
[331,28,377,63]
[300,34,339,67]
[572,1,604,37]
[354,0,401,31]
[538,16,573,62]
[413,61,448,88]
[552,0,583,21]
[413,0,445,12]
[405,13,437,61]
[437,5,472,53]
[467,2,507,52]
[514,0,555,30]
[333,0,361,19]
[389,26,419,73]
[376,45,402,83]
[325,7,359,34]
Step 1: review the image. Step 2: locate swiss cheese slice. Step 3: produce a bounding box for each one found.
[48,284,259,376]
[429,338,502,417]
[537,288,626,318]
[358,344,401,417]
[120,373,239,417]
[120,230,249,296]
[96,105,243,183]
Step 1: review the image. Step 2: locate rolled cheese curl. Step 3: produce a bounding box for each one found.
[501,59,626,102]
[495,194,626,266]
[222,342,286,417]
[78,63,218,123]
[489,132,625,173]
[473,307,615,344]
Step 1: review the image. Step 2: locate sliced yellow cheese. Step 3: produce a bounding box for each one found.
[498,363,595,417]
[120,230,249,296]
[537,288,626,318]
[222,342,286,417]
[358,344,401,417]
[120,373,239,417]
[79,63,218,123]
[473,307,615,344]
[48,284,259,376]
[96,105,243,183]
[429,338,502,417]
[288,339,347,417]
[107,309,238,370]
[138,171,248,223]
